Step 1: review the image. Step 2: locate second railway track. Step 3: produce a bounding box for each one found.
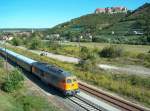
[79,83,148,111]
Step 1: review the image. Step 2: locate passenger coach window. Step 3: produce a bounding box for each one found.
[67,79,72,83]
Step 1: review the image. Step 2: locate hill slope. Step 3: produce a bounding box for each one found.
[46,3,150,44]
[96,3,150,44]
[100,3,150,35]
[46,13,125,40]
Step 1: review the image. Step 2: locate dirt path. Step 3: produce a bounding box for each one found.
[99,64,150,76]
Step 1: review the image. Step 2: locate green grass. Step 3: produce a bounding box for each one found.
[64,42,150,54]
[0,92,23,111]
[0,90,59,111]
[6,45,150,107]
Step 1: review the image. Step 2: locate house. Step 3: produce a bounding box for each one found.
[95,8,106,14]
[112,7,127,13]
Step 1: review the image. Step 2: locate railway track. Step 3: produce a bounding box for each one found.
[68,95,102,111]
[79,83,148,111]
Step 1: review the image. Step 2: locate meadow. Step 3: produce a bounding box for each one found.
[63,42,150,54]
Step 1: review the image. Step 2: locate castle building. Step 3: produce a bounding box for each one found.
[95,8,106,14]
[95,6,127,14]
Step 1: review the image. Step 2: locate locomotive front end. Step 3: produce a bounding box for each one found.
[64,76,80,96]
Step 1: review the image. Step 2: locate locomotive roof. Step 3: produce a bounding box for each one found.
[0,48,37,64]
[32,62,72,78]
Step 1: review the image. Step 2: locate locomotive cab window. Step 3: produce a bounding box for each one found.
[66,79,72,83]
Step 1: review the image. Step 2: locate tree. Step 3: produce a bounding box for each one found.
[11,37,22,46]
[143,15,150,43]
[99,45,124,58]
[29,37,42,49]
[79,46,98,71]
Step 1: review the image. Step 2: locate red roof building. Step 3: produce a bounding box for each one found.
[95,8,106,14]
[95,6,127,14]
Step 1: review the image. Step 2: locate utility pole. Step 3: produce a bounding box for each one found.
[78,35,83,57]
[4,34,8,73]
[0,32,8,72]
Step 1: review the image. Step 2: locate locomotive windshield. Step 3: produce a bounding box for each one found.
[67,79,72,83]
[66,77,77,83]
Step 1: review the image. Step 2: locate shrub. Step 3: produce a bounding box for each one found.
[79,58,98,72]
[137,53,150,65]
[79,46,99,71]
[99,45,124,58]
[79,46,90,60]
[2,69,24,92]
[137,53,146,59]
[10,37,22,46]
[28,37,42,49]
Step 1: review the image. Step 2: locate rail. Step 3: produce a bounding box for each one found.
[79,83,148,111]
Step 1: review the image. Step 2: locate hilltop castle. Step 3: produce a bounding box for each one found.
[95,7,127,14]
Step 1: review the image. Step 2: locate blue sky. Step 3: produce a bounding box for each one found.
[0,0,149,28]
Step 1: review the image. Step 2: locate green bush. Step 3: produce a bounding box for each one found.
[2,69,24,92]
[137,53,150,67]
[99,45,124,58]
[79,46,98,71]
[79,46,90,60]
[10,37,22,46]
[28,37,42,49]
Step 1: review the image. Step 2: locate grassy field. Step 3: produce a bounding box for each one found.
[40,42,150,67]
[5,45,150,108]
[40,41,150,59]
[63,42,150,54]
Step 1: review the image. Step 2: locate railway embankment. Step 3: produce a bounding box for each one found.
[0,57,63,111]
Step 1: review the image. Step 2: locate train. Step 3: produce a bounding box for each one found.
[0,48,79,96]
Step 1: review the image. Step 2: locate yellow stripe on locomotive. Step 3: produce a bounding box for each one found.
[65,77,78,91]
[58,76,79,95]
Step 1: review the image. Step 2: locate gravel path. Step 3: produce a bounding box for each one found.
[16,46,150,76]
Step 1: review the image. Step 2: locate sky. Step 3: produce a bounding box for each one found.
[0,0,149,28]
